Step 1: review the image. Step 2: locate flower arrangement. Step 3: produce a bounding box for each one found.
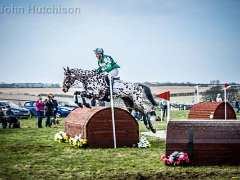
[54,131,87,148]
[137,136,151,148]
[69,135,87,148]
[161,151,190,165]
[54,131,68,143]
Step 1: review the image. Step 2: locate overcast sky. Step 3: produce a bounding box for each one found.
[0,0,239,84]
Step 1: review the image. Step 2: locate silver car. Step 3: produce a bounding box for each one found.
[0,101,31,119]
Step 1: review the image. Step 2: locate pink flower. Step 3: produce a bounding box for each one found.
[162,158,168,163]
[161,152,190,165]
[161,155,166,160]
[174,161,180,165]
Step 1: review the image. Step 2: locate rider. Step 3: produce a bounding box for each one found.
[94,48,120,97]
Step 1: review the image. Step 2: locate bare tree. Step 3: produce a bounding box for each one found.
[202,85,239,103]
[202,85,222,102]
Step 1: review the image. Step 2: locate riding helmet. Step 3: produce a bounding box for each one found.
[94,48,104,54]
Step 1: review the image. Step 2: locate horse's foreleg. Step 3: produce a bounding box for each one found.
[73,91,82,106]
[139,108,156,134]
[140,111,149,126]
[74,94,79,105]
[74,91,82,95]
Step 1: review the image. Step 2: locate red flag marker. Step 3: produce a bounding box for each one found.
[156,91,170,101]
[224,83,231,88]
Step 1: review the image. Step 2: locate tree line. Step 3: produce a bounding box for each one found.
[0,83,61,88]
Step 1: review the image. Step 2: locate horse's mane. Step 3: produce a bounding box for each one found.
[70,68,105,78]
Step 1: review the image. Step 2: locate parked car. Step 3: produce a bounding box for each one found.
[0,101,31,119]
[57,101,79,108]
[23,100,76,118]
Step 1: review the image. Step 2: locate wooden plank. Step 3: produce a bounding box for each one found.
[167,143,240,151]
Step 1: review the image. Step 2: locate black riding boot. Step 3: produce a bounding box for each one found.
[104,75,109,98]
[105,75,110,87]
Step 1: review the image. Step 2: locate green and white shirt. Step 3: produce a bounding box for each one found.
[97,55,120,73]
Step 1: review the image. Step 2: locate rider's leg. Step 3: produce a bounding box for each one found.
[108,68,119,90]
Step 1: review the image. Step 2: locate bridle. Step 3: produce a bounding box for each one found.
[63,71,78,90]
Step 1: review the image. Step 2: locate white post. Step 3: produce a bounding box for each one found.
[109,76,117,148]
[197,86,200,103]
[195,85,199,103]
[160,108,163,122]
[167,100,170,123]
[224,88,227,120]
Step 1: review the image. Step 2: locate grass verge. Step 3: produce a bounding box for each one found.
[0,110,240,179]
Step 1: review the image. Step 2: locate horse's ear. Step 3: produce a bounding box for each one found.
[63,67,66,72]
[67,66,70,72]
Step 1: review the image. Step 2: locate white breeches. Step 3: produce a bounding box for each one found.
[108,68,119,78]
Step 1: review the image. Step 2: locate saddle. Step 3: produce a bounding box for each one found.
[104,76,120,87]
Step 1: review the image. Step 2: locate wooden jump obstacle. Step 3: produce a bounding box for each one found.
[188,102,236,120]
[64,107,139,148]
[166,120,240,165]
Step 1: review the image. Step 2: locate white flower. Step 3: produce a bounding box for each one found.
[138,136,151,148]
[54,132,62,141]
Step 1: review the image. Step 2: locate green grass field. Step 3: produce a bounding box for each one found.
[1,110,240,179]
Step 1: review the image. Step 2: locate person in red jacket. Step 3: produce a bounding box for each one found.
[36,95,45,128]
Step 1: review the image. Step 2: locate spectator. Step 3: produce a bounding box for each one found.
[45,95,54,127]
[18,102,22,107]
[216,94,222,102]
[6,106,20,128]
[235,100,240,113]
[91,98,96,107]
[0,107,7,128]
[51,95,58,124]
[98,100,105,107]
[36,95,45,128]
[133,111,142,120]
[161,100,168,120]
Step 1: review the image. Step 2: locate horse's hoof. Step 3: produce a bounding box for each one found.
[152,129,156,134]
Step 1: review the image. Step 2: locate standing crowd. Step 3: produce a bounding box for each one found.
[36,94,58,128]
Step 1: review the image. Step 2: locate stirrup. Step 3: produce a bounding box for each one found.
[113,77,120,80]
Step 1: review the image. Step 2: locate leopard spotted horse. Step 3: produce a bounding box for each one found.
[62,66,158,133]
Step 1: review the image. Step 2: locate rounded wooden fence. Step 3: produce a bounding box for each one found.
[188,102,236,120]
[64,107,139,148]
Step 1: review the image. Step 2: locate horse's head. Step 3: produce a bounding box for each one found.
[62,66,76,93]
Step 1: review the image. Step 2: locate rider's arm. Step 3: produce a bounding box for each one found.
[105,64,113,72]
[104,56,114,72]
[96,66,102,72]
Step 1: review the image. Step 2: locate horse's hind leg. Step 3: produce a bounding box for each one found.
[121,97,134,114]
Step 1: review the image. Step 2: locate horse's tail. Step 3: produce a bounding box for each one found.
[138,84,158,106]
